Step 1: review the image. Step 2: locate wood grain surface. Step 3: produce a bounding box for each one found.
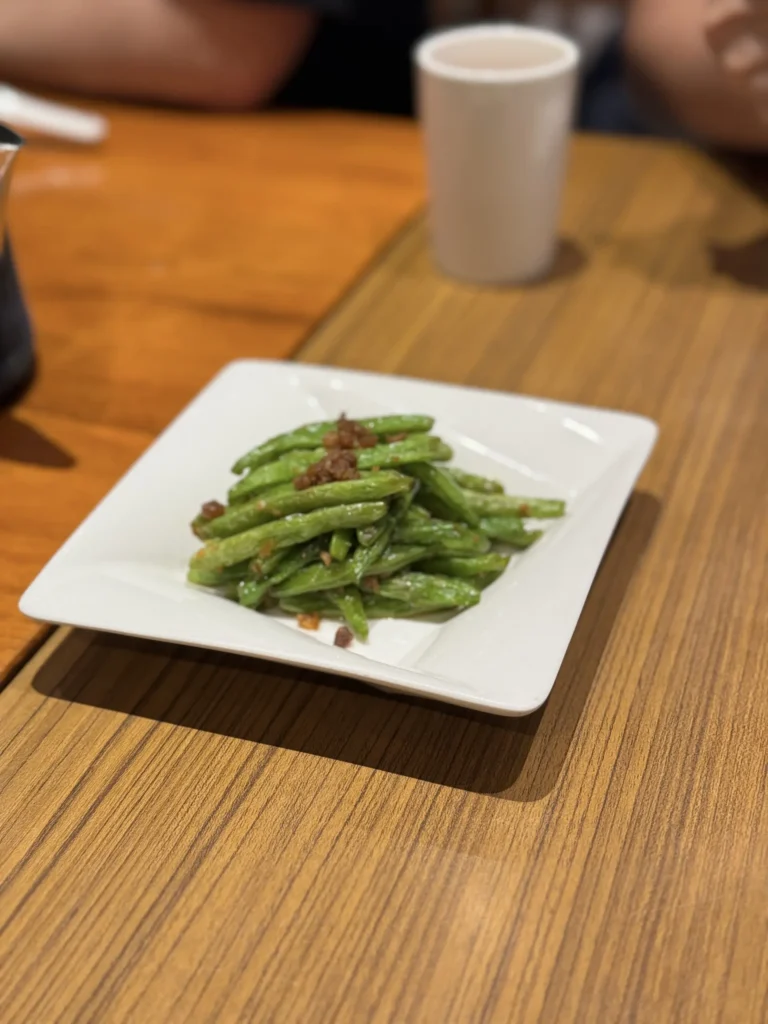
[1,135,767,1024]
[0,104,424,675]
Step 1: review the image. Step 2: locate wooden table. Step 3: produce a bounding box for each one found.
[1,123,767,1023]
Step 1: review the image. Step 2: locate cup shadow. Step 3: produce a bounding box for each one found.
[468,237,587,290]
[33,491,658,800]
[540,237,588,285]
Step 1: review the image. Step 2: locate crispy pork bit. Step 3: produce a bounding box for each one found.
[294,449,359,490]
[323,414,378,451]
[200,500,226,520]
[298,613,321,631]
[334,626,354,648]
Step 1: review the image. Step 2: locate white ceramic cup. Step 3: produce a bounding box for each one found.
[415,24,580,285]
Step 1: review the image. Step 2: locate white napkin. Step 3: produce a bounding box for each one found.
[0,85,109,144]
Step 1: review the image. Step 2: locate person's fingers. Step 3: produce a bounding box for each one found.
[746,66,768,119]
[705,0,768,109]
[705,0,764,54]
[722,35,768,86]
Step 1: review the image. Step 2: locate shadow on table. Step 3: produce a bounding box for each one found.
[710,234,768,291]
[33,491,658,801]
[468,238,587,290]
[609,153,768,292]
[539,238,588,286]
[0,414,75,467]
[708,154,768,290]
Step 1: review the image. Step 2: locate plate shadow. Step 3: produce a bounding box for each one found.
[33,492,659,800]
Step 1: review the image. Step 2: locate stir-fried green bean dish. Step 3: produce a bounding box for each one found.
[188,414,565,647]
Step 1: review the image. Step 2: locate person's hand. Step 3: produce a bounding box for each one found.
[705,0,768,119]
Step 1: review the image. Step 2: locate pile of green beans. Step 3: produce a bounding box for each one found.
[187,414,565,644]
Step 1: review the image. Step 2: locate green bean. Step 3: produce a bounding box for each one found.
[351,517,395,581]
[191,515,209,540]
[431,538,493,556]
[232,427,325,475]
[329,588,369,641]
[230,435,451,504]
[364,597,452,618]
[191,482,297,535]
[249,547,291,579]
[198,472,411,539]
[189,409,569,630]
[479,517,543,547]
[405,504,432,522]
[356,523,381,548]
[358,436,452,469]
[361,600,435,618]
[191,502,388,571]
[278,593,341,616]
[464,492,566,518]
[391,478,419,522]
[395,520,491,555]
[229,449,325,502]
[232,415,435,474]
[414,491,457,521]
[427,539,490,557]
[237,578,272,609]
[361,414,434,437]
[415,553,510,578]
[405,463,479,526]
[475,571,504,590]
[191,486,283,536]
[367,544,430,577]
[447,468,504,494]
[187,558,252,588]
[329,528,354,562]
[377,572,481,609]
[256,480,297,500]
[273,560,356,597]
[279,594,448,620]
[238,540,325,608]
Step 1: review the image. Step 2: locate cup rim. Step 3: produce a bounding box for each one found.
[414,23,580,84]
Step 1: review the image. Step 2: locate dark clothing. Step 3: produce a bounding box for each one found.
[275,1,425,116]
[277,0,425,30]
[272,1,650,135]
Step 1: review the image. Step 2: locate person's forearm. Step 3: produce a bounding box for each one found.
[0,0,316,109]
[626,0,768,149]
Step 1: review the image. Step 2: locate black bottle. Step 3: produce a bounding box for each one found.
[0,125,34,407]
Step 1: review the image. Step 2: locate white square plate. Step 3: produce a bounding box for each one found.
[20,361,657,715]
